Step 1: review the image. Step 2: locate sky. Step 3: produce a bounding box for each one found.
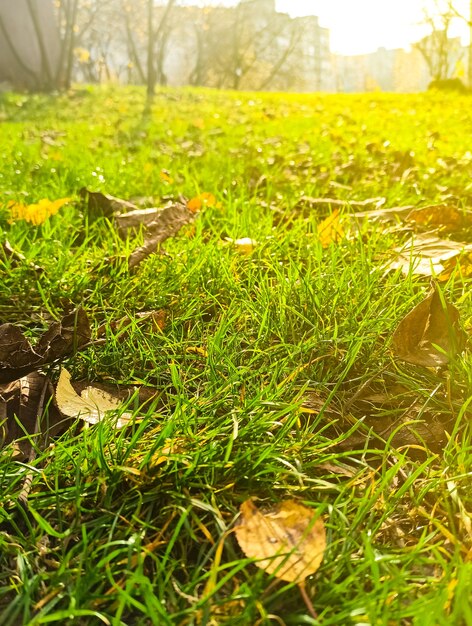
[185,0,471,55]
[276,0,470,55]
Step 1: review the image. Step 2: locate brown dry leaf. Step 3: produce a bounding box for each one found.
[405,205,467,231]
[317,209,344,248]
[298,196,385,210]
[349,204,415,223]
[128,200,198,270]
[1,240,43,272]
[0,308,90,384]
[55,368,133,427]
[80,188,138,218]
[114,207,162,236]
[391,284,465,367]
[388,235,472,276]
[439,251,472,281]
[235,499,326,583]
[0,372,64,456]
[96,310,166,338]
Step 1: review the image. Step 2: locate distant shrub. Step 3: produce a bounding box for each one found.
[428,78,468,93]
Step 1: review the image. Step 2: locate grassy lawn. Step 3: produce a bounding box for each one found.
[1,86,472,625]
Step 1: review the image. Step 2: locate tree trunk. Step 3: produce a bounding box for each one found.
[146,0,155,97]
[0,0,61,91]
[469,0,472,87]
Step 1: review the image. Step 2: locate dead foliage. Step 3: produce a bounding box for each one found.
[0,308,90,384]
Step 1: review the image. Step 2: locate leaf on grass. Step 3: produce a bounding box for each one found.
[0,308,90,384]
[1,240,43,272]
[298,196,385,210]
[115,207,162,236]
[317,209,344,248]
[96,310,166,338]
[235,499,326,583]
[79,187,138,218]
[55,368,132,427]
[8,198,71,225]
[391,284,465,367]
[405,205,466,231]
[187,192,220,213]
[0,372,69,458]
[388,235,472,276]
[128,200,198,270]
[438,250,472,281]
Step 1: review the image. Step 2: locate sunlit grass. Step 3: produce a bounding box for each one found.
[0,86,471,625]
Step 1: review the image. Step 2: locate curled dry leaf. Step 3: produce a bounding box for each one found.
[388,235,472,277]
[297,196,385,210]
[405,205,467,231]
[1,240,43,272]
[96,310,166,338]
[55,368,133,427]
[235,499,326,583]
[80,187,138,218]
[0,372,64,457]
[114,207,162,236]
[391,284,465,367]
[128,200,198,270]
[0,308,90,384]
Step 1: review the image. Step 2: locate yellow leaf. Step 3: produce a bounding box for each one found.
[160,169,174,184]
[317,209,344,248]
[185,346,208,358]
[187,192,220,213]
[8,197,71,225]
[235,499,326,583]
[74,47,90,63]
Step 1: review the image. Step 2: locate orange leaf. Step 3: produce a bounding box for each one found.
[235,499,326,583]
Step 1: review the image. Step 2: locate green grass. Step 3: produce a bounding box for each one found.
[1,86,472,625]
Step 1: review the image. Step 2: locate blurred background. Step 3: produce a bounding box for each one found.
[0,0,471,93]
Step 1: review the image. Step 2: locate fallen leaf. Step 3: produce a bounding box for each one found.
[8,198,71,225]
[349,204,415,223]
[235,499,326,583]
[298,196,385,210]
[388,235,472,276]
[1,240,43,272]
[160,170,174,184]
[185,346,208,358]
[187,192,219,213]
[114,207,162,237]
[55,368,132,427]
[439,251,472,281]
[405,205,467,231]
[317,209,344,248]
[0,308,91,384]
[79,188,138,218]
[0,372,64,456]
[96,310,166,338]
[391,284,465,367]
[128,200,198,270]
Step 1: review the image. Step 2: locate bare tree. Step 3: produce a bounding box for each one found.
[415,2,463,81]
[444,0,472,86]
[183,0,308,91]
[0,0,61,90]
